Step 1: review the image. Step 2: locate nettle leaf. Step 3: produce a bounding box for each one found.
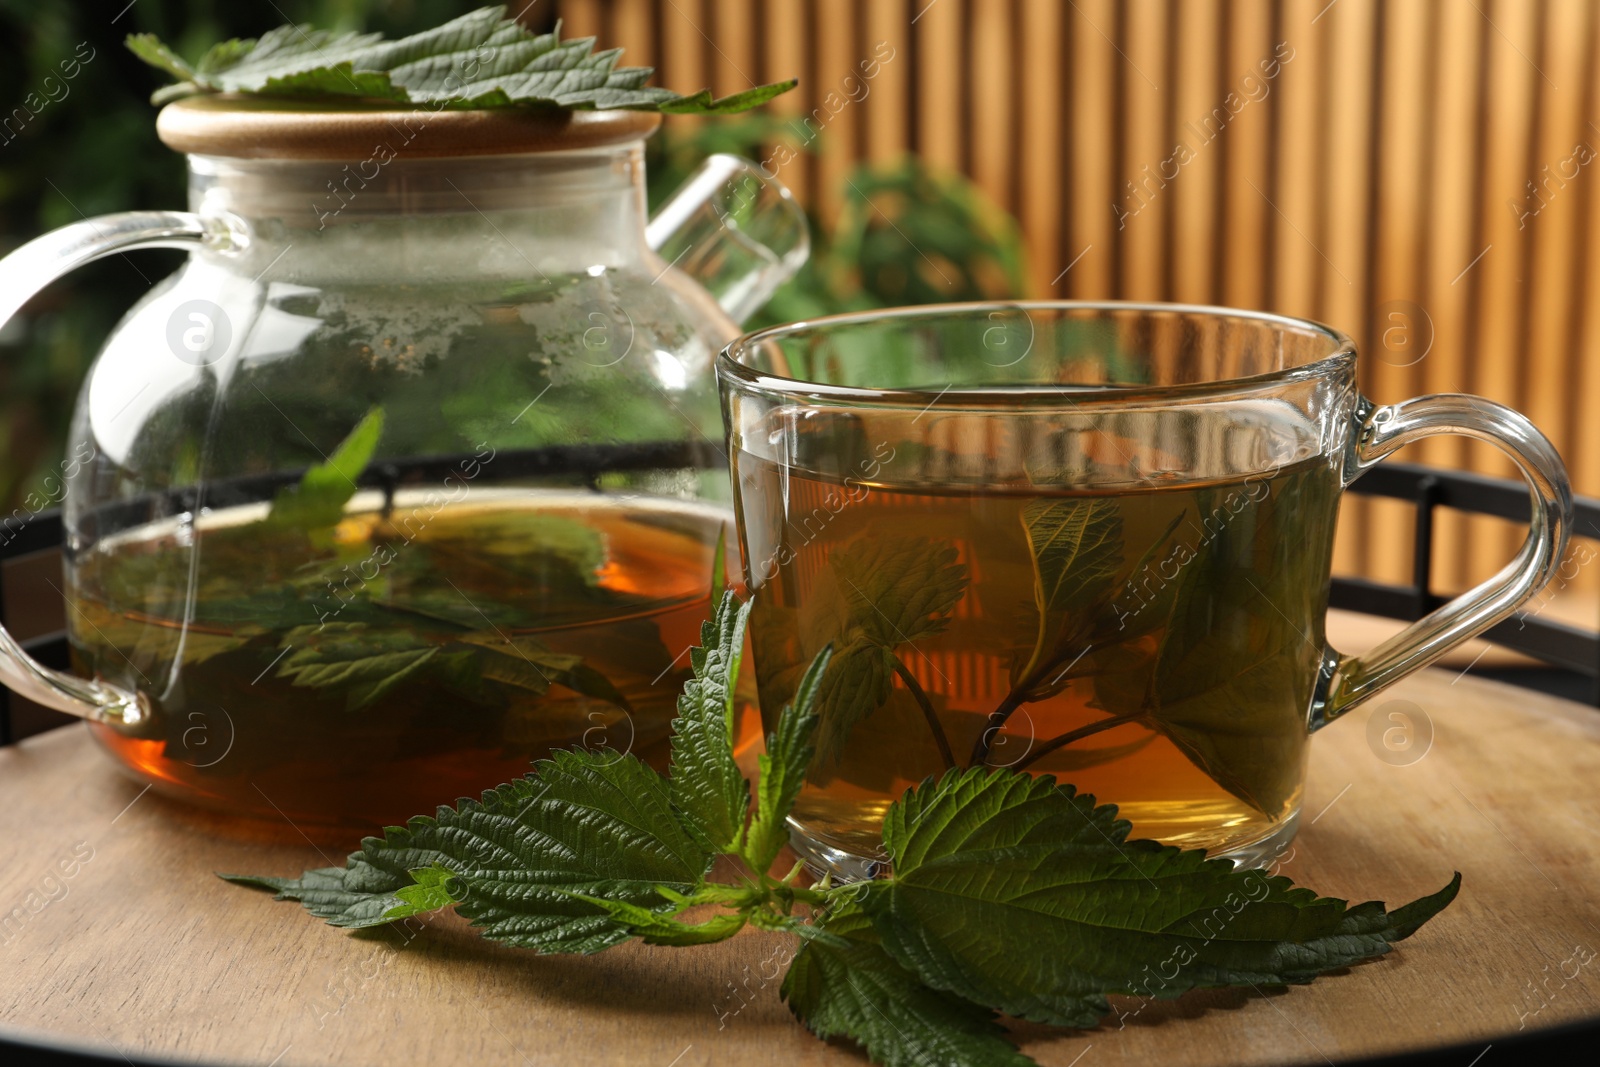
[783,903,1034,1067]
[460,632,632,711]
[125,34,195,84]
[127,7,796,113]
[832,537,970,646]
[466,510,609,588]
[1101,509,1189,644]
[1014,498,1123,693]
[817,689,952,793]
[812,638,894,770]
[221,859,410,927]
[230,748,713,954]
[1137,487,1318,816]
[806,538,969,769]
[265,407,384,531]
[865,768,1460,1027]
[193,37,255,77]
[658,83,799,115]
[1147,645,1305,817]
[668,591,752,853]
[466,639,569,693]
[744,647,832,873]
[709,524,728,609]
[392,865,463,915]
[1113,511,1190,620]
[272,619,627,714]
[276,622,460,710]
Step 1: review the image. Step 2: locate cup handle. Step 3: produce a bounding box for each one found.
[0,210,245,730]
[1312,394,1574,729]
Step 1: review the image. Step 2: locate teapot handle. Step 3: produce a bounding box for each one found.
[0,210,244,730]
[646,154,809,325]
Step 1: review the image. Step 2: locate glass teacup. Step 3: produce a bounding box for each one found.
[718,301,1571,877]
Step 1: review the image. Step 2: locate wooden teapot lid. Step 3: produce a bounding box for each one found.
[156,95,662,160]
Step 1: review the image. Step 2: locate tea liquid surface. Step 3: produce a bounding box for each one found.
[739,455,1341,858]
[68,490,721,833]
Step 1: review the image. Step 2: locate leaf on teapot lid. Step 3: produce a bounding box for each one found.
[126,6,797,113]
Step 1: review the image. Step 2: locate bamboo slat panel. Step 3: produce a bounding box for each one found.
[1219,2,1274,313]
[1119,0,1171,303]
[1067,0,1118,298]
[566,0,1600,603]
[1170,0,1223,307]
[863,0,910,164]
[1419,0,1487,595]
[761,0,809,204]
[915,0,964,176]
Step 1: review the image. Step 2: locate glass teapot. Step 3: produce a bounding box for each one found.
[0,99,806,834]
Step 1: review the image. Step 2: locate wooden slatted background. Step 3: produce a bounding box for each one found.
[558,0,1599,607]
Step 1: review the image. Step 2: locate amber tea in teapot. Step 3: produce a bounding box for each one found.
[71,489,723,829]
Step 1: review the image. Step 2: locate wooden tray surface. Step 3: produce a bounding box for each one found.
[1,668,1597,1066]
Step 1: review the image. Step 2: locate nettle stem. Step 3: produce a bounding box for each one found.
[890,655,956,770]
[968,690,1027,767]
[1009,711,1143,772]
[967,633,1128,767]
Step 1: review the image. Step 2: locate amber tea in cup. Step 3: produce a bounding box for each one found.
[719,302,1570,877]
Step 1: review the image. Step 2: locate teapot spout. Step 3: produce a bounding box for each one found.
[646,154,809,325]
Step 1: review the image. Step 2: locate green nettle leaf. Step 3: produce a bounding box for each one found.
[1013,498,1123,693]
[1146,645,1305,816]
[273,619,630,714]
[745,647,833,874]
[668,592,753,852]
[393,866,463,915]
[276,622,455,710]
[463,511,610,590]
[1132,487,1323,816]
[228,747,713,953]
[815,690,952,793]
[265,407,384,531]
[126,35,196,84]
[783,904,1035,1067]
[1103,509,1189,643]
[806,538,969,769]
[460,632,633,711]
[967,499,1129,766]
[126,7,796,113]
[221,860,411,927]
[832,537,970,646]
[812,637,894,769]
[709,524,728,610]
[465,640,565,693]
[865,768,1460,1027]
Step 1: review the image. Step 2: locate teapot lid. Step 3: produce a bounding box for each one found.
[156,96,662,160]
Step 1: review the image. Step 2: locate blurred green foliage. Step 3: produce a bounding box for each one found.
[0,2,1026,511]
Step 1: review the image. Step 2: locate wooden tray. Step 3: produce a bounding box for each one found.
[1,668,1597,1066]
